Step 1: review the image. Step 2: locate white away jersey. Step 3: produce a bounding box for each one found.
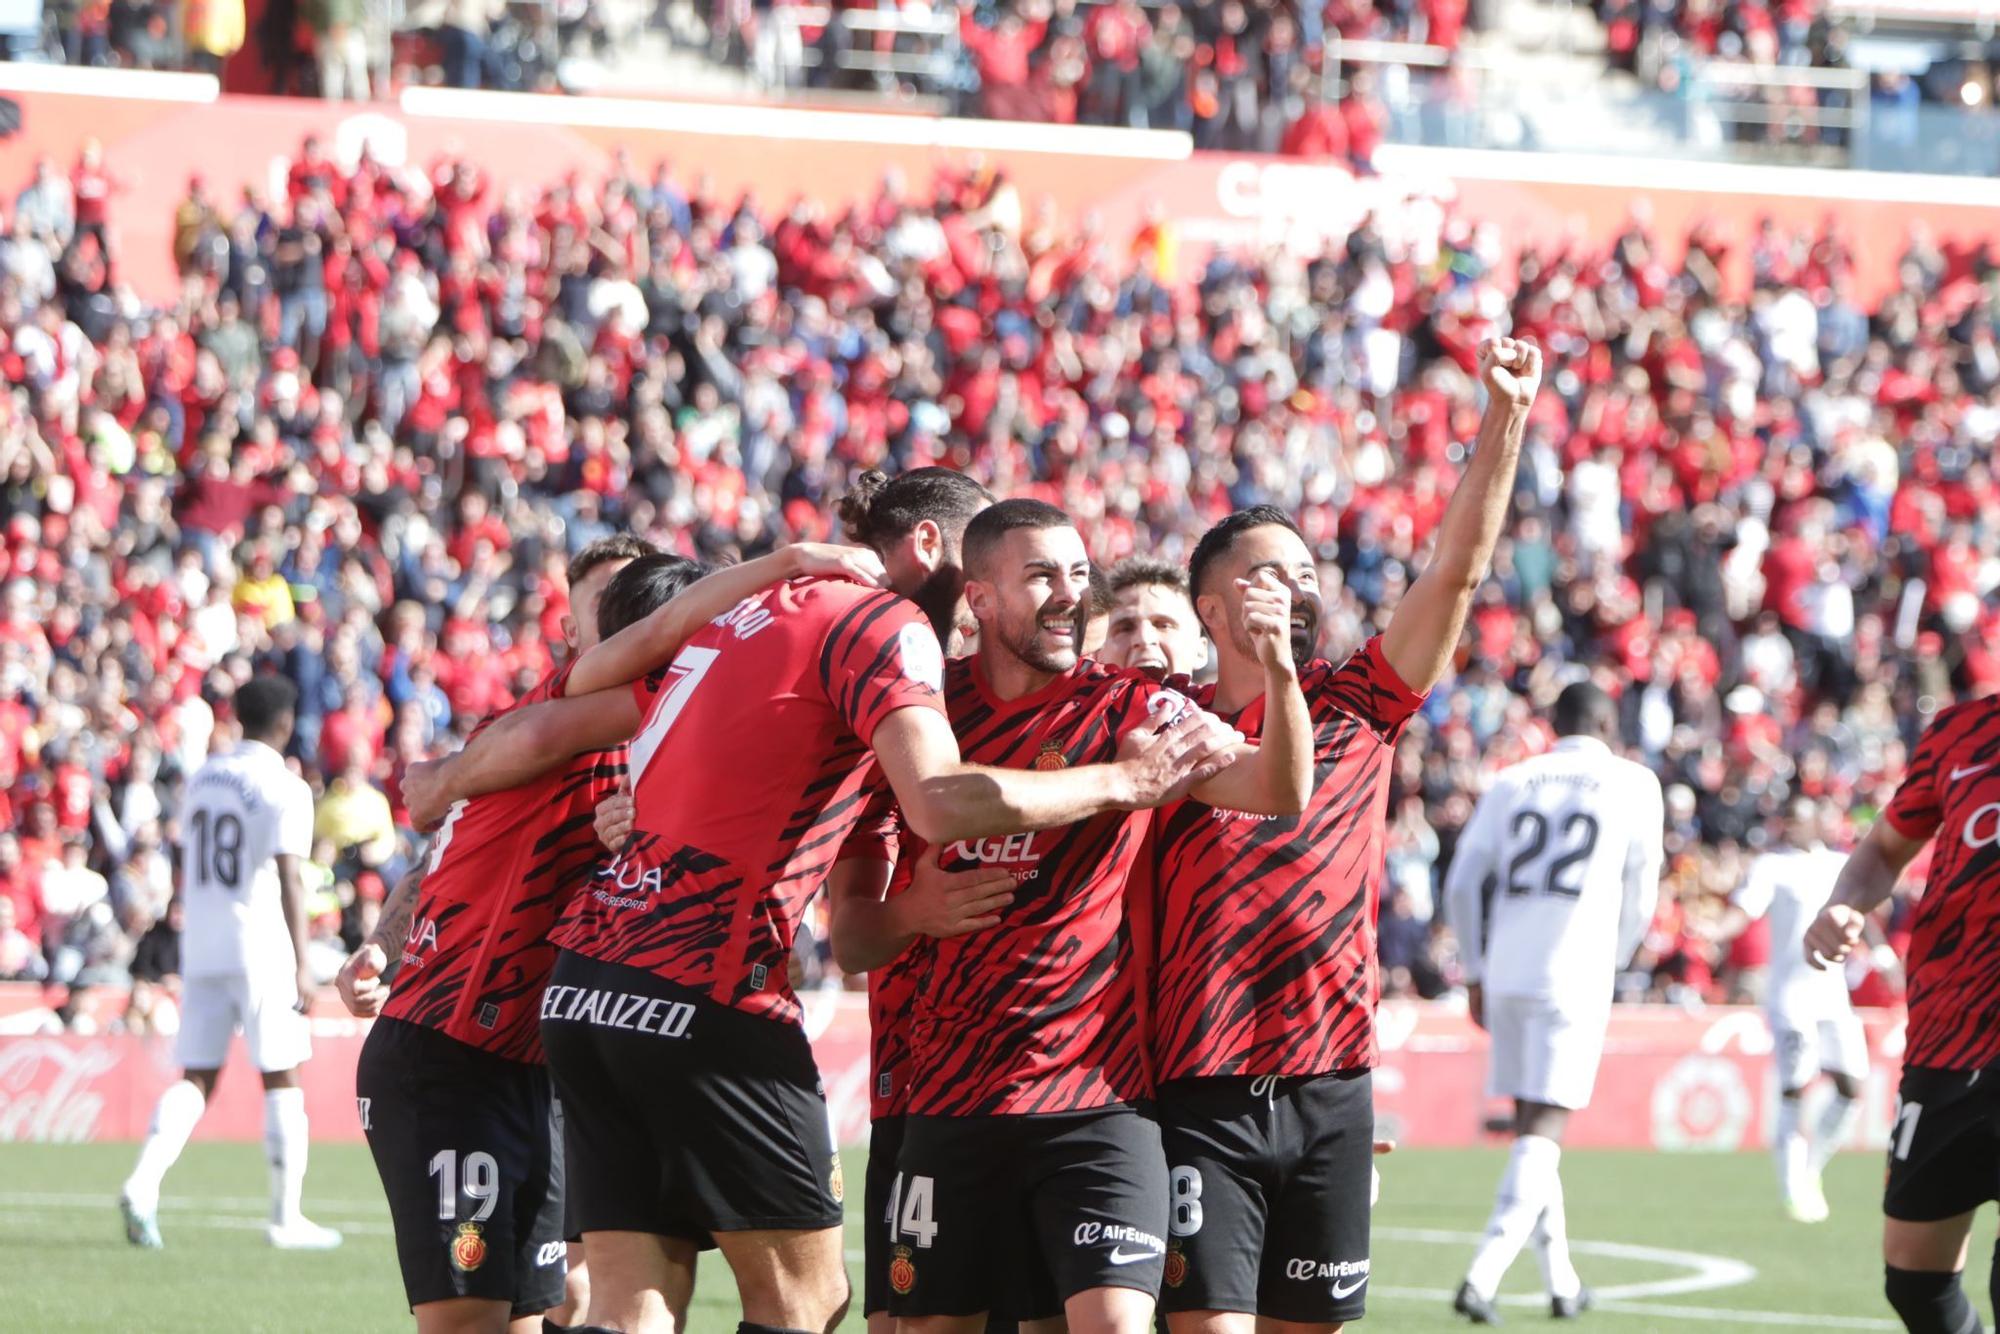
[177,741,314,979]
[1444,736,1664,1007]
[1733,844,1851,1019]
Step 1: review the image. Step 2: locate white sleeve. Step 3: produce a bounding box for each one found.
[1733,855,1777,921]
[1618,769,1665,969]
[277,778,315,861]
[1444,779,1507,985]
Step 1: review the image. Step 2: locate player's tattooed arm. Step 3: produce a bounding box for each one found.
[335,860,426,1017]
[565,542,891,699]
[1381,337,1541,693]
[1804,817,1925,970]
[1185,569,1312,816]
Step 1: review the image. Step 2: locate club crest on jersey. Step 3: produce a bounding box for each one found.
[1033,742,1069,771]
[1164,1245,1188,1289]
[450,1222,487,1272]
[829,1159,845,1204]
[889,1245,917,1295]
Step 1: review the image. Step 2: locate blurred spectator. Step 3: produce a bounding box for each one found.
[183,0,247,75]
[308,0,371,98]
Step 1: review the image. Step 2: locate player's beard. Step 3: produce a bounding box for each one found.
[999,603,1079,675]
[911,566,967,649]
[1229,595,1320,667]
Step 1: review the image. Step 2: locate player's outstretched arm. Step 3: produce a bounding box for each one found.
[402,690,645,831]
[566,543,890,699]
[1381,338,1540,693]
[869,707,1241,845]
[1185,570,1313,817]
[1804,817,1924,970]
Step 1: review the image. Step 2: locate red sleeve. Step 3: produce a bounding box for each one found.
[817,587,948,744]
[630,663,671,720]
[837,778,900,865]
[1883,707,1951,841]
[1321,635,1428,743]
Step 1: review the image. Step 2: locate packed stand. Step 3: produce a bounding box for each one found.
[0,136,1980,1030]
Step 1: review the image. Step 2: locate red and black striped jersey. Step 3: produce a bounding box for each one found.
[869,949,918,1121]
[383,664,623,1063]
[1882,695,2000,1071]
[900,656,1196,1117]
[549,577,946,1026]
[1151,637,1426,1081]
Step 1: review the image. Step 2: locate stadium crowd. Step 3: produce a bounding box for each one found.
[0,134,1981,1033]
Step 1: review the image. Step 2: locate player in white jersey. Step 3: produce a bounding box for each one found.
[1721,797,1867,1224]
[120,676,341,1252]
[1442,683,1663,1323]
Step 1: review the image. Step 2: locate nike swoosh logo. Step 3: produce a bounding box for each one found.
[1331,1275,1369,1299]
[1107,1247,1160,1266]
[1951,763,1993,781]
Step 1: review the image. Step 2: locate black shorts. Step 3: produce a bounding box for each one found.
[887,1104,1168,1320]
[539,949,839,1238]
[355,1017,567,1316]
[1884,1063,2000,1222]
[1157,1070,1374,1323]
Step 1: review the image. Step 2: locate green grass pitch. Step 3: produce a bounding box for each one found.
[0,1141,1989,1331]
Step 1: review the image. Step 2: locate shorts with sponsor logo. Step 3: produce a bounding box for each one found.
[1157,1070,1373,1323]
[538,949,838,1237]
[1884,1063,2000,1222]
[887,1104,1168,1320]
[355,1017,567,1316]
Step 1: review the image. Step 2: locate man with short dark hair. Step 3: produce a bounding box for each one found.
[121,674,337,1252]
[1152,339,1543,1334]
[883,497,1312,1334]
[1100,557,1204,681]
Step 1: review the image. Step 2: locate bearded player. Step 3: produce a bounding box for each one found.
[875,498,1312,1334]
[400,470,1241,1334]
[1805,696,2000,1334]
[1149,338,1541,1334]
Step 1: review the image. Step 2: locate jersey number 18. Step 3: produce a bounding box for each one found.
[189,807,245,891]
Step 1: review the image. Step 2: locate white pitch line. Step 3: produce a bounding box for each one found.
[0,1206,394,1238]
[0,1190,385,1217]
[1374,1288,1897,1330]
[1376,1226,1757,1301]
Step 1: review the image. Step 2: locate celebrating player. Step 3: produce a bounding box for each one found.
[1097,558,1206,682]
[1803,697,2000,1334]
[881,498,1312,1334]
[341,547,760,1334]
[1147,337,1541,1334]
[1443,682,1664,1324]
[1720,797,1867,1224]
[120,676,341,1252]
[399,470,1243,1334]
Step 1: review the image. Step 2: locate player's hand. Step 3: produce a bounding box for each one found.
[1803,903,1867,971]
[594,777,635,852]
[1114,709,1244,809]
[1465,982,1484,1030]
[295,962,317,1015]
[790,542,891,589]
[336,943,389,1018]
[1478,337,1542,409]
[895,859,1016,939]
[1239,569,1295,673]
[402,758,454,832]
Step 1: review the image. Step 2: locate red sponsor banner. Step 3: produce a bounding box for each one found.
[2,85,1991,308]
[0,984,1906,1152]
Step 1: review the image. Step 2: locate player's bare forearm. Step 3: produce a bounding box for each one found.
[409,692,641,826]
[1383,342,1538,692]
[826,857,901,974]
[567,543,889,698]
[368,862,427,982]
[1191,662,1311,816]
[1828,821,1917,914]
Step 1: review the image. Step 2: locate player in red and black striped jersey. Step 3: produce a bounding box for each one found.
[400,469,1245,1334]
[861,498,1312,1334]
[1152,339,1543,1333]
[1806,694,2000,1334]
